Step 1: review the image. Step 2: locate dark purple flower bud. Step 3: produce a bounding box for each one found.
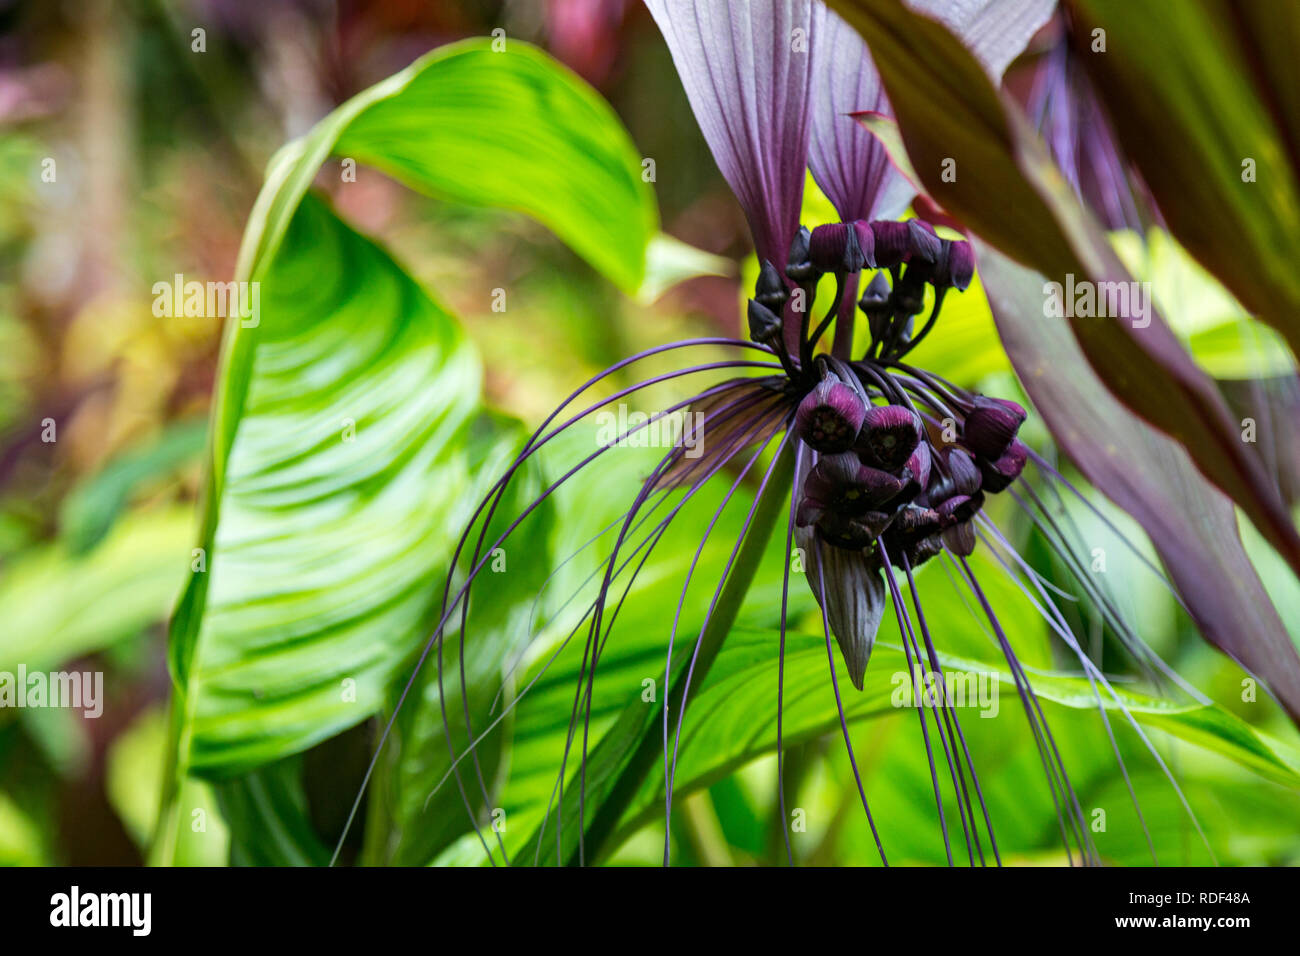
[934,486,984,557]
[871,219,942,270]
[858,270,893,341]
[795,496,823,528]
[754,259,788,312]
[800,509,893,551]
[795,373,867,453]
[945,240,975,291]
[804,453,906,516]
[786,225,818,282]
[855,509,895,540]
[941,521,977,557]
[815,513,871,550]
[809,222,867,274]
[925,449,980,511]
[869,220,910,269]
[945,446,982,496]
[900,441,932,498]
[906,219,942,264]
[890,503,941,539]
[883,503,943,569]
[934,492,982,526]
[857,404,922,472]
[979,438,1029,493]
[746,298,782,344]
[963,395,1027,459]
[910,533,945,566]
[819,509,895,548]
[858,270,891,311]
[852,220,877,268]
[908,237,975,293]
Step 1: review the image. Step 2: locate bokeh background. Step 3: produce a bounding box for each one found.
[2,0,1297,865]
[0,0,760,865]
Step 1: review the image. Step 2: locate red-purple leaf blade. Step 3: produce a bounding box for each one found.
[977,239,1300,724]
[1069,0,1300,355]
[829,0,1300,584]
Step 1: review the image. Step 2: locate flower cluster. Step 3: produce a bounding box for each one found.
[403,0,1123,869]
[742,217,1030,689]
[793,379,1031,568]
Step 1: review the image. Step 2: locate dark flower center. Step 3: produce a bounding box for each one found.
[746,217,1028,566]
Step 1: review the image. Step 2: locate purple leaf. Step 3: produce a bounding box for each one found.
[808,0,1050,223]
[646,0,815,270]
[978,240,1300,725]
[1070,0,1300,357]
[808,4,913,221]
[830,0,1300,590]
[906,0,1055,77]
[1022,36,1152,232]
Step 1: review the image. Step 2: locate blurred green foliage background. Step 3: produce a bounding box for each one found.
[0,0,1297,866]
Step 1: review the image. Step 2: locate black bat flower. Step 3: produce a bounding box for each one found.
[342,0,1213,868]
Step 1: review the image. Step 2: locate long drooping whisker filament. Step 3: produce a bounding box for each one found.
[426,450,756,816]
[511,382,789,666]
[440,377,781,861]
[892,376,958,422]
[490,435,766,720]
[975,519,1217,863]
[471,343,782,545]
[891,362,970,411]
[544,398,793,864]
[520,390,790,862]
[440,351,783,646]
[659,424,795,864]
[1020,460,1252,722]
[446,364,778,648]
[563,403,791,864]
[450,377,786,832]
[439,481,697,815]
[652,390,792,493]
[930,548,1110,863]
[1023,450,1182,601]
[520,338,779,456]
[419,393,784,863]
[492,509,648,716]
[775,447,804,866]
[556,395,789,765]
[888,548,995,867]
[814,545,889,866]
[880,547,958,865]
[426,444,747,856]
[330,345,785,864]
[504,387,784,715]
[852,360,909,405]
[975,521,1159,863]
[955,555,1098,865]
[1006,485,1168,687]
[1007,480,1204,702]
[970,532,1079,605]
[1014,489,1171,685]
[902,553,1000,866]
